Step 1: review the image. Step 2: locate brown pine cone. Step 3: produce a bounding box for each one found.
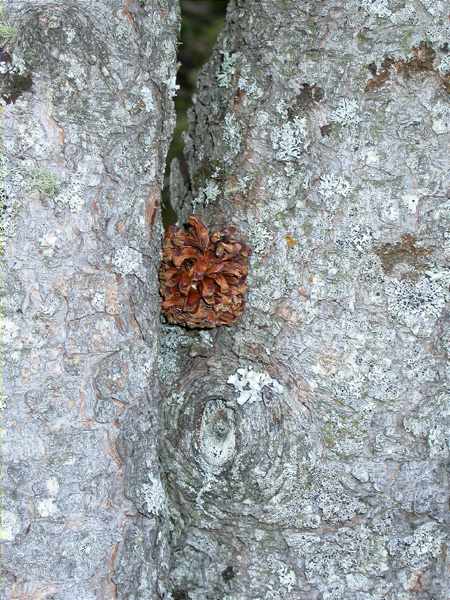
[159,216,251,328]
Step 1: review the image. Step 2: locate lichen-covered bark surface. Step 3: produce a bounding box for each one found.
[162,1,450,598]
[1,1,178,598]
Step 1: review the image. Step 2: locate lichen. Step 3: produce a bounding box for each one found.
[112,246,144,277]
[191,179,220,211]
[0,510,20,541]
[0,4,15,44]
[437,54,450,74]
[359,0,392,19]
[385,271,448,335]
[237,66,260,98]
[53,179,84,212]
[140,85,155,112]
[330,98,361,127]
[389,522,446,569]
[271,117,308,162]
[227,366,283,405]
[0,132,22,260]
[246,221,273,257]
[28,168,59,197]
[222,113,242,164]
[317,174,351,210]
[217,49,236,88]
[140,472,167,516]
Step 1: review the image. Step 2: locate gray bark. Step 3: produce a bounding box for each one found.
[162,1,450,599]
[1,1,178,598]
[2,0,449,598]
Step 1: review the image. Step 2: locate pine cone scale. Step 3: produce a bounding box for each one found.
[159,216,251,328]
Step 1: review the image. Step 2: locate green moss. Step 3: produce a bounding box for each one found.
[356,29,371,49]
[28,168,59,197]
[322,414,366,454]
[0,5,15,44]
[0,23,15,43]
[322,422,337,447]
[400,31,413,54]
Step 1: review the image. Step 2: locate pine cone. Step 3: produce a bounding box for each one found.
[160,216,251,328]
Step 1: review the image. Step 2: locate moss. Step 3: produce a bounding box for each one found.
[28,168,60,198]
[356,29,371,46]
[322,422,336,448]
[0,4,16,44]
[0,23,15,43]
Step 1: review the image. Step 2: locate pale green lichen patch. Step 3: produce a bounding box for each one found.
[217,49,237,88]
[271,117,308,162]
[27,168,59,197]
[330,97,362,128]
[321,413,368,457]
[53,180,84,212]
[192,179,220,212]
[317,173,351,208]
[0,509,20,541]
[112,246,144,277]
[0,4,16,44]
[385,271,448,336]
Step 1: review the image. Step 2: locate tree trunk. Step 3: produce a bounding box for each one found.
[1,1,178,598]
[162,1,449,598]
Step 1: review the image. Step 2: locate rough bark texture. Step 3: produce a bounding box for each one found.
[1,1,178,598]
[162,1,449,598]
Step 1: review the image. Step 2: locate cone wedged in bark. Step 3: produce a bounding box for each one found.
[160,216,251,328]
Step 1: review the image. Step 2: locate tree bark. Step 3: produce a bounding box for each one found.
[1,1,178,598]
[162,1,449,598]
